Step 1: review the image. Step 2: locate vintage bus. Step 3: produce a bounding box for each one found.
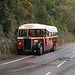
[17,24,58,55]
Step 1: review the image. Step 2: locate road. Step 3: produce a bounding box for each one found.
[0,43,75,75]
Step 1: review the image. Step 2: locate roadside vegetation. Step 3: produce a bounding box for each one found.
[0,0,75,52]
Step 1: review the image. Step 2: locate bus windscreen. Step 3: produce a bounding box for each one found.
[19,30,27,37]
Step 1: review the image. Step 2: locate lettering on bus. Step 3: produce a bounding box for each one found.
[50,40,53,46]
[46,39,53,46]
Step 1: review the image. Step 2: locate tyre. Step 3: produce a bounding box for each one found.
[37,45,43,55]
[53,43,56,51]
[17,49,23,55]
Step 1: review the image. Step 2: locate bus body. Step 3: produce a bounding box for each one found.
[17,24,58,55]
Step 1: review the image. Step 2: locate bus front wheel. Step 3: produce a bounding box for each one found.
[37,45,43,55]
[17,49,23,55]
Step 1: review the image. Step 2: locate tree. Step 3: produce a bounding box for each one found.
[0,0,15,33]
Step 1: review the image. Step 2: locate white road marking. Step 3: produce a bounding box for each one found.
[65,50,75,58]
[57,60,66,68]
[70,54,75,58]
[0,56,33,66]
[45,72,51,75]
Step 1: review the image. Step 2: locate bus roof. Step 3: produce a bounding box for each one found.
[19,24,58,32]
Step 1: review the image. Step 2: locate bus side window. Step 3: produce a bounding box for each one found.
[46,30,49,36]
[54,32,57,36]
[49,33,51,36]
[53,32,55,36]
[52,32,53,36]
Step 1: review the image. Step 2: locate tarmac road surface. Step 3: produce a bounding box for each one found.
[0,43,75,75]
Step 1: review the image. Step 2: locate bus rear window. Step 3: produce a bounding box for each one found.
[19,30,27,37]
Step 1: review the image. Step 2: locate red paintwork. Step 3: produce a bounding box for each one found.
[17,39,23,49]
[17,29,58,51]
[33,39,43,44]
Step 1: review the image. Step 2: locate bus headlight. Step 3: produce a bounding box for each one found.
[34,40,38,45]
[19,42,21,45]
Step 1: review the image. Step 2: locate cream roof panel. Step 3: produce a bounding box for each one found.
[19,24,58,32]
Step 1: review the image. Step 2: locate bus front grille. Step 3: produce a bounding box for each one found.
[23,39,32,51]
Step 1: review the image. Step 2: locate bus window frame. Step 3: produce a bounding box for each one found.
[18,29,27,37]
[46,30,49,37]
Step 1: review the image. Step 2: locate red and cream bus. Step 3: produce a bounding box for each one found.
[17,24,58,55]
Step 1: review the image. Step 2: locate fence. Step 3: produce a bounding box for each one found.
[0,46,10,59]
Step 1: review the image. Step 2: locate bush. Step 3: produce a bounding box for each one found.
[0,24,3,35]
[3,19,12,33]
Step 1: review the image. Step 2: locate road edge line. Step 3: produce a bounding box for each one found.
[45,72,51,75]
[0,56,33,66]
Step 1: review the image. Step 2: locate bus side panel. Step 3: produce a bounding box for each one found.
[45,38,53,50]
[52,36,58,47]
[32,39,43,44]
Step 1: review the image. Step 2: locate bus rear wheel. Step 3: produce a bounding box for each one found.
[53,43,56,51]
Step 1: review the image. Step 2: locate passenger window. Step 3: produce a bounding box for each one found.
[53,32,57,36]
[52,32,53,36]
[49,33,51,36]
[46,31,49,36]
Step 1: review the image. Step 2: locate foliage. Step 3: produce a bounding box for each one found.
[0,0,16,33]
[0,0,75,53]
[0,0,75,35]
[3,19,12,33]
